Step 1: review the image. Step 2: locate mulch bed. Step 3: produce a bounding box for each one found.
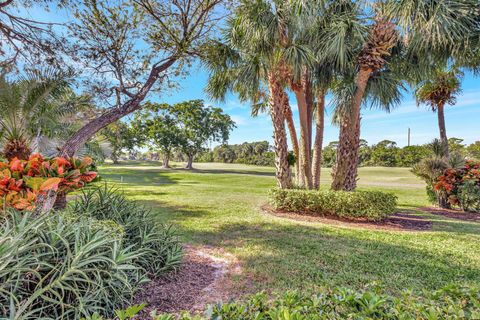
[134,245,238,318]
[420,207,480,222]
[261,204,432,231]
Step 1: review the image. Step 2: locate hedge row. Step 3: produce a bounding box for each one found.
[269,188,397,221]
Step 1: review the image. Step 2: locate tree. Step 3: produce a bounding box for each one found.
[415,68,463,156]
[370,140,398,167]
[0,0,66,67]
[100,121,137,164]
[0,69,88,161]
[132,103,183,168]
[173,100,235,169]
[57,0,225,157]
[330,0,479,191]
[467,141,480,160]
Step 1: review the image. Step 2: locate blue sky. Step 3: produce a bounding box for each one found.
[161,66,480,147]
[27,4,480,148]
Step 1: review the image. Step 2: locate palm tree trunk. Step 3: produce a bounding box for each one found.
[268,73,292,189]
[437,103,449,157]
[282,91,300,186]
[293,87,313,189]
[312,90,325,189]
[332,68,371,191]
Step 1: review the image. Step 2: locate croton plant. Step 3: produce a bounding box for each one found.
[434,160,480,207]
[0,153,97,211]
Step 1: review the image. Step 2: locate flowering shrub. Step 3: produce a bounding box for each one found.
[0,153,97,211]
[434,160,480,211]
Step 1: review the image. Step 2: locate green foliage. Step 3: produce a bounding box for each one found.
[70,184,183,276]
[0,210,143,319]
[200,141,274,166]
[457,180,480,213]
[269,188,397,221]
[111,285,480,320]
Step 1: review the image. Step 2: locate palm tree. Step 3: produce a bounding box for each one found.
[415,68,462,157]
[0,69,89,160]
[330,0,479,191]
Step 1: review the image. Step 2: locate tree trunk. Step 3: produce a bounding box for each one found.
[293,87,313,189]
[53,192,67,210]
[185,154,194,170]
[268,73,292,189]
[305,76,314,152]
[162,153,171,168]
[437,103,449,157]
[344,113,361,190]
[312,90,325,189]
[331,68,372,191]
[282,91,300,186]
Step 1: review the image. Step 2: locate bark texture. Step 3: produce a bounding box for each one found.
[437,103,449,157]
[282,91,300,186]
[268,73,292,189]
[312,90,325,189]
[331,68,371,191]
[293,87,313,189]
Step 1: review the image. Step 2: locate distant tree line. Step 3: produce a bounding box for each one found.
[191,138,480,168]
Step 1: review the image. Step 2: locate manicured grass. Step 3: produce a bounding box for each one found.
[98,161,480,295]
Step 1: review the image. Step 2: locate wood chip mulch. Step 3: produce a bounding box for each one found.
[420,207,480,222]
[261,204,432,231]
[134,245,240,318]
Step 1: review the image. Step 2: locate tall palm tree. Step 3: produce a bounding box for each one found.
[415,68,462,157]
[330,0,479,191]
[0,69,89,160]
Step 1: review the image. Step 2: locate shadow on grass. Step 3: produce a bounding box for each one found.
[185,168,275,177]
[100,170,181,186]
[144,201,480,295]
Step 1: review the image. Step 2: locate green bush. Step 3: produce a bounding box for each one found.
[269,188,397,221]
[92,285,480,319]
[70,184,183,276]
[0,210,144,319]
[457,180,480,213]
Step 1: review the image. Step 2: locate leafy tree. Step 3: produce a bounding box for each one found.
[172,100,235,169]
[57,0,225,157]
[132,104,183,168]
[100,121,137,164]
[467,141,480,160]
[370,140,399,167]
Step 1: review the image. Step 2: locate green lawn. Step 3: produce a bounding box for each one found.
[98,161,480,295]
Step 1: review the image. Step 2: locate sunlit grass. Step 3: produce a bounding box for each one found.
[98,161,480,295]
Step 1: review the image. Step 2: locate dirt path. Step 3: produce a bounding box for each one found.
[135,245,242,317]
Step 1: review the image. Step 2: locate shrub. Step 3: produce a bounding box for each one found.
[0,210,143,319]
[91,285,480,319]
[434,160,480,212]
[269,188,397,221]
[70,184,183,276]
[0,153,97,211]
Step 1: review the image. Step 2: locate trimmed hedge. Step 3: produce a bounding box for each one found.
[269,188,397,221]
[88,284,480,319]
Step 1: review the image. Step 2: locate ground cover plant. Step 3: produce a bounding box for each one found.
[87,284,480,319]
[269,188,397,221]
[0,185,182,319]
[98,162,480,297]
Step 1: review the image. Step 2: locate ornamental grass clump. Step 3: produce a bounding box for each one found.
[269,188,397,221]
[70,184,183,277]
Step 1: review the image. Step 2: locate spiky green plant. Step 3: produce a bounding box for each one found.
[70,184,183,276]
